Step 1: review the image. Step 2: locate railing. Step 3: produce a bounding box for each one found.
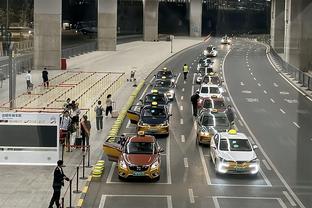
[61,41,97,59]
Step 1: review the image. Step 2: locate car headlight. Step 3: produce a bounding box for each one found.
[119,160,127,170]
[138,121,148,126]
[168,90,174,95]
[171,78,175,83]
[151,160,159,170]
[249,158,259,167]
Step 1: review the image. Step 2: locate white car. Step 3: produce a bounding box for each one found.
[204,46,218,57]
[198,84,223,98]
[210,129,260,175]
[221,36,231,44]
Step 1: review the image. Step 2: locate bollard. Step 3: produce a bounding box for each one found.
[67,179,73,208]
[86,146,92,168]
[80,154,88,180]
[73,166,81,194]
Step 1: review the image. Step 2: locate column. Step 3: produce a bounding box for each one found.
[189,0,202,37]
[143,0,159,41]
[284,0,312,71]
[270,0,285,53]
[34,0,61,70]
[98,0,117,51]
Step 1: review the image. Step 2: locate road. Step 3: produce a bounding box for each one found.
[82,37,312,208]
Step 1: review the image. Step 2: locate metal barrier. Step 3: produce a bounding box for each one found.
[61,42,97,59]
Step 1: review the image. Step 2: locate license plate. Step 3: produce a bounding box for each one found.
[236,168,247,172]
[133,171,145,176]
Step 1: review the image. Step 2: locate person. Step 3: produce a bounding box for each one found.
[63,98,71,110]
[71,102,81,142]
[191,91,200,117]
[94,100,104,131]
[225,105,235,127]
[42,67,49,88]
[48,160,69,208]
[0,70,4,88]
[183,64,189,80]
[81,115,91,151]
[105,94,113,118]
[60,110,72,152]
[25,70,32,93]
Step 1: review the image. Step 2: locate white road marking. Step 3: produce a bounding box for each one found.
[284,99,298,104]
[240,82,245,86]
[245,98,259,102]
[293,122,300,128]
[262,159,272,171]
[212,197,221,208]
[180,105,183,111]
[184,158,189,168]
[280,109,286,114]
[257,83,261,87]
[248,68,251,71]
[175,73,181,84]
[191,85,194,94]
[264,90,267,94]
[166,135,172,184]
[280,91,290,95]
[251,72,253,75]
[238,119,244,127]
[248,136,255,145]
[169,103,173,114]
[99,195,107,208]
[270,98,276,103]
[182,88,185,92]
[192,73,196,85]
[241,90,252,94]
[181,135,185,143]
[199,147,211,185]
[139,83,150,100]
[106,162,116,183]
[283,191,297,207]
[188,188,195,204]
[181,96,184,100]
[277,198,288,208]
[273,82,279,87]
[254,77,257,81]
[214,196,286,208]
[259,168,272,186]
[180,118,184,125]
[226,97,230,102]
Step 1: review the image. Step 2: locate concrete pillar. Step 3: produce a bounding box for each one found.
[270,0,285,53]
[98,0,117,51]
[143,0,159,41]
[284,0,312,71]
[34,0,61,70]
[189,0,202,37]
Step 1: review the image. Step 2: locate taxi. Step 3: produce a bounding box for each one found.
[103,132,163,180]
[201,73,222,86]
[210,129,260,175]
[198,83,223,99]
[127,102,171,136]
[140,90,169,106]
[152,78,176,100]
[203,45,218,57]
[196,110,230,144]
[155,68,176,83]
[221,35,231,44]
[197,97,226,114]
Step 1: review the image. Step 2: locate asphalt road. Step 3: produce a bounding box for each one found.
[82,37,312,208]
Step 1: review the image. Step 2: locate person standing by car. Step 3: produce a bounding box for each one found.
[105,94,113,118]
[191,91,200,117]
[60,110,72,152]
[48,160,69,208]
[225,105,235,127]
[81,115,91,151]
[94,100,104,131]
[42,67,49,88]
[25,70,32,93]
[183,64,189,80]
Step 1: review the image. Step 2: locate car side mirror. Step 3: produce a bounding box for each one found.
[253,145,258,149]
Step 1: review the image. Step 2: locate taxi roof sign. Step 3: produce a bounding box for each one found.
[211,109,218,113]
[228,129,237,135]
[151,101,158,106]
[151,89,158,94]
[138,131,145,136]
[162,76,167,79]
[163,67,167,71]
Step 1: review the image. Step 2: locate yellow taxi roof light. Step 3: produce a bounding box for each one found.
[228,129,237,135]
[151,89,158,93]
[209,72,215,75]
[151,101,158,106]
[211,109,218,113]
[163,67,167,71]
[138,131,145,136]
[162,76,167,79]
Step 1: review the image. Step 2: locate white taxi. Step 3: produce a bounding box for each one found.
[198,84,223,99]
[210,129,260,175]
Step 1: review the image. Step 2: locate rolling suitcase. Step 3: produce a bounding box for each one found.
[111,101,119,118]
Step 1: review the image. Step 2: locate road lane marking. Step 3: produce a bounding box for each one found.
[180,105,183,111]
[273,82,279,87]
[254,77,257,81]
[251,72,253,75]
[264,90,267,94]
[139,82,150,100]
[259,168,272,186]
[280,91,290,95]
[226,97,230,102]
[262,159,272,171]
[180,118,184,125]
[106,162,116,183]
[169,103,173,114]
[248,136,255,145]
[188,188,195,204]
[292,122,300,128]
[181,135,185,143]
[257,83,261,87]
[214,196,287,208]
[181,96,184,100]
[199,147,211,185]
[192,85,194,94]
[166,135,172,184]
[277,198,288,208]
[99,195,107,208]
[284,99,298,104]
[241,90,252,94]
[193,73,196,85]
[238,119,244,127]
[270,98,275,103]
[246,98,259,102]
[240,82,245,86]
[184,158,189,168]
[280,109,286,114]
[175,73,181,84]
[283,191,297,207]
[182,88,185,92]
[248,68,251,71]
[212,197,221,208]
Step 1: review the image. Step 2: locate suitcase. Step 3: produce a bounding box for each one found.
[111,102,119,118]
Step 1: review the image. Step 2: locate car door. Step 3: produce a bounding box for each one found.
[210,134,220,163]
[103,137,122,162]
[127,105,141,124]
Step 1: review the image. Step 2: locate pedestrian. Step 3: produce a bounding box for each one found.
[60,110,72,152]
[0,70,4,88]
[183,64,189,80]
[63,98,71,110]
[42,67,49,88]
[81,115,91,151]
[191,91,200,117]
[48,160,69,208]
[225,105,235,127]
[105,94,113,118]
[94,100,104,131]
[25,70,32,93]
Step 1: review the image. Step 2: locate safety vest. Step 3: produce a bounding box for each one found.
[183,65,189,73]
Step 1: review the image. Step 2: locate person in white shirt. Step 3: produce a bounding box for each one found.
[60,110,72,152]
[25,70,32,92]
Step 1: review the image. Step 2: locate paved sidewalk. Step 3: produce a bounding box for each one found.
[0,37,202,208]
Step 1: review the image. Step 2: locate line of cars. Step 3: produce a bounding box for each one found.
[102,68,177,181]
[195,41,260,176]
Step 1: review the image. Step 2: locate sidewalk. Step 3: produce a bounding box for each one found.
[0,37,202,208]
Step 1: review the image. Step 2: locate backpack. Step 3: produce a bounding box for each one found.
[95,106,103,117]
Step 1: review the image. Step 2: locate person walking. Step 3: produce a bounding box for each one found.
[60,110,72,152]
[25,70,32,93]
[0,70,4,88]
[105,94,113,118]
[81,115,91,151]
[42,67,49,88]
[183,64,189,80]
[48,160,69,208]
[94,100,104,131]
[225,105,235,128]
[191,91,200,117]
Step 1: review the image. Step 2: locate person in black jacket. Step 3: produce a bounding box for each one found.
[225,105,235,127]
[48,160,69,208]
[191,91,200,117]
[42,67,49,88]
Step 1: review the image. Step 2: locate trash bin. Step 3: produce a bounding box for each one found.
[61,58,67,70]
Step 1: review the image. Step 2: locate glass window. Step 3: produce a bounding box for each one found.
[209,87,220,94]
[229,139,252,151]
[201,86,209,94]
[202,115,214,126]
[219,139,229,151]
[126,142,155,154]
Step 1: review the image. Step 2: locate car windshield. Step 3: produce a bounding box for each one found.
[210,87,220,94]
[199,68,206,76]
[144,94,166,104]
[156,71,173,79]
[203,76,210,83]
[201,86,209,94]
[215,116,229,127]
[213,100,225,109]
[203,100,213,108]
[229,139,252,151]
[202,115,214,126]
[142,107,166,118]
[154,80,172,88]
[219,139,229,151]
[126,142,155,154]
